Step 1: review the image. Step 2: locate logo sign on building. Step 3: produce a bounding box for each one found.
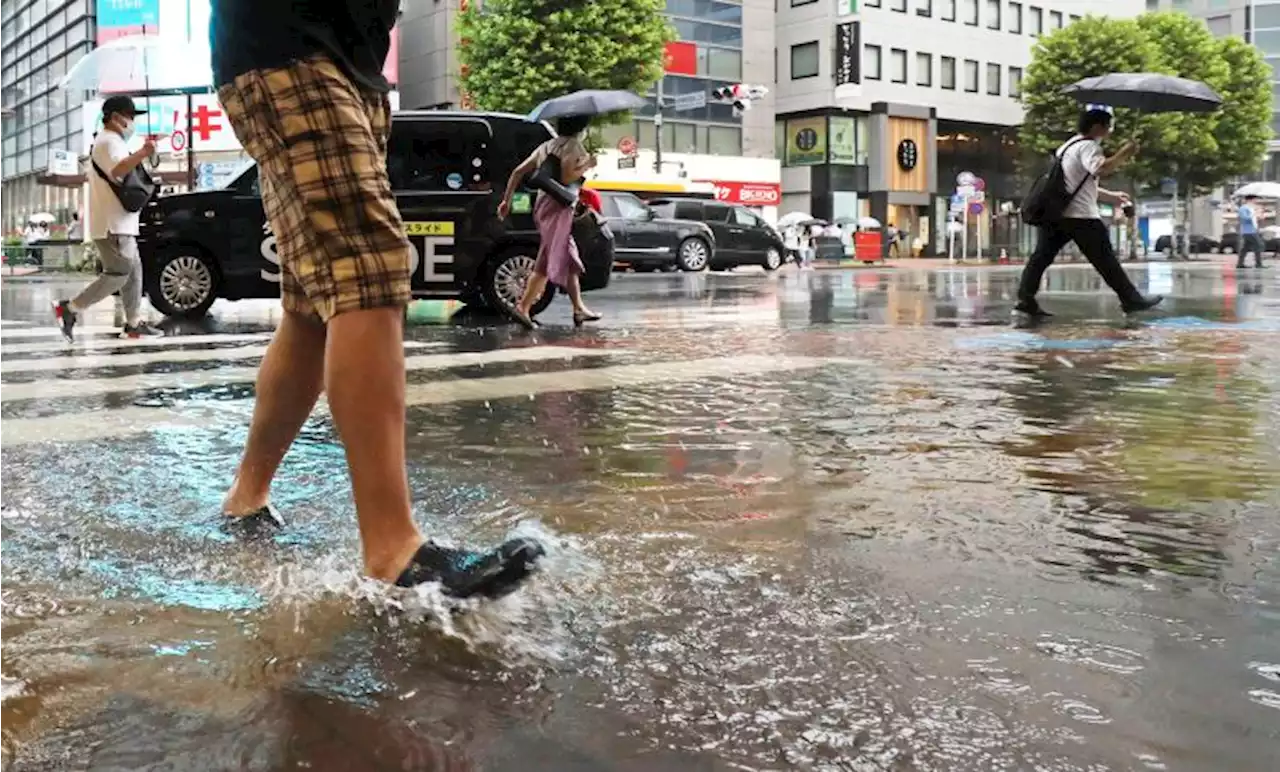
[697,180,782,207]
[84,94,241,155]
[896,138,919,171]
[829,116,857,165]
[836,0,859,15]
[98,0,160,32]
[786,116,827,166]
[664,41,698,76]
[834,22,860,87]
[47,149,80,177]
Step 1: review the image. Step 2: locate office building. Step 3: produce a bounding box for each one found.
[774,0,1141,254]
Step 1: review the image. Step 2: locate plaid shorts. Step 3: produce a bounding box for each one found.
[217,54,411,322]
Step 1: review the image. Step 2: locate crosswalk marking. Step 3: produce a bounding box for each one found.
[0,320,34,328]
[0,355,832,446]
[0,345,615,403]
[1,340,439,375]
[1,332,272,356]
[1,325,128,340]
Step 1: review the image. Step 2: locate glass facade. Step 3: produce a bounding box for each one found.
[1254,2,1280,138]
[652,0,745,156]
[2,0,96,227]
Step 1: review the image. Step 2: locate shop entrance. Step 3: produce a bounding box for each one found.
[888,204,929,257]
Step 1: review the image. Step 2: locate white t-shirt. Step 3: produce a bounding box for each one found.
[88,130,140,240]
[1057,135,1105,220]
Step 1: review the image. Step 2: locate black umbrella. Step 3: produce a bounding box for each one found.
[526,89,648,122]
[1061,73,1222,113]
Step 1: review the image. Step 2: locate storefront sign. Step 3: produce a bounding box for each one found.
[698,180,782,207]
[786,117,827,166]
[829,116,857,165]
[896,138,919,171]
[98,0,160,34]
[48,149,80,176]
[834,22,859,87]
[664,41,698,76]
[83,94,242,155]
[836,0,859,14]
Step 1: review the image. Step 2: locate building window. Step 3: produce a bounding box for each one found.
[708,125,743,156]
[1029,6,1043,35]
[867,0,880,6]
[986,63,1001,94]
[892,0,908,11]
[1069,14,1080,23]
[865,44,882,80]
[1009,66,1023,97]
[791,0,818,5]
[941,55,956,89]
[917,0,933,17]
[1050,10,1063,28]
[941,0,956,21]
[964,59,979,92]
[1009,2,1023,33]
[964,0,978,25]
[890,48,907,82]
[917,52,933,86]
[791,41,820,79]
[986,0,1000,29]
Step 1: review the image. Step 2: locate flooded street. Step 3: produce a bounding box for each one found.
[3,263,1279,771]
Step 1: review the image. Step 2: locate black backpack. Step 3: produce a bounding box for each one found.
[1020,137,1090,226]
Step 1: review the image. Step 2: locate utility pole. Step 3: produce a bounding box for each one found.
[653,77,664,174]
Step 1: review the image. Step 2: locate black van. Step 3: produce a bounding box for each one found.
[138,111,614,319]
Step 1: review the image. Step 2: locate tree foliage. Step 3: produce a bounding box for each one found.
[1019,12,1272,192]
[456,0,675,117]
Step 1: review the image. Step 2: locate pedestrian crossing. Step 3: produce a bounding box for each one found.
[0,322,838,447]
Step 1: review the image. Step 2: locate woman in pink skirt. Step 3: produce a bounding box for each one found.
[497,115,602,329]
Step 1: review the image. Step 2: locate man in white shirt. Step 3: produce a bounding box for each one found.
[54,96,160,341]
[1015,109,1162,317]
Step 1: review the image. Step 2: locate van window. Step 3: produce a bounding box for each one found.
[733,207,759,226]
[704,202,733,223]
[608,193,650,220]
[387,119,492,192]
[674,200,703,220]
[650,201,676,219]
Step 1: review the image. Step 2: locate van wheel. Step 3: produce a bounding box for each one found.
[676,237,710,271]
[147,248,219,319]
[483,249,555,317]
[763,247,782,271]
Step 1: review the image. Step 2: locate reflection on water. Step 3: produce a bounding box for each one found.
[3,264,1280,770]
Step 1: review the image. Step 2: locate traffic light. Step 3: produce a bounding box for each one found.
[712,84,769,116]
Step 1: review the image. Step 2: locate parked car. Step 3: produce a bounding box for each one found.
[648,197,785,271]
[1217,232,1239,254]
[598,191,717,272]
[138,111,614,319]
[1153,233,1219,255]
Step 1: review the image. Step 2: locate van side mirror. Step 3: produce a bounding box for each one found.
[646,207,657,220]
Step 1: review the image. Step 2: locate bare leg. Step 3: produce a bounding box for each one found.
[516,271,549,316]
[223,311,327,515]
[565,273,592,315]
[323,306,422,581]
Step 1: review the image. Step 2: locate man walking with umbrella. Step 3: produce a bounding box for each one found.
[1015,108,1162,317]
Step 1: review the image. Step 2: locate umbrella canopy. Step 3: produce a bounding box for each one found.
[858,216,882,229]
[778,211,819,228]
[59,34,211,95]
[1061,73,1222,113]
[1232,181,1280,200]
[27,213,57,224]
[526,90,648,122]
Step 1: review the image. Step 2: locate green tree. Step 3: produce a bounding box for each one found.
[456,0,674,116]
[1018,16,1159,164]
[1192,35,1273,190]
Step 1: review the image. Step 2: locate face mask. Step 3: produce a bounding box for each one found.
[118,118,135,141]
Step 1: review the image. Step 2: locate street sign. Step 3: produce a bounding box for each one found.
[957,184,976,198]
[970,190,985,204]
[957,171,976,186]
[618,155,637,170]
[968,201,984,215]
[673,91,707,112]
[617,136,638,156]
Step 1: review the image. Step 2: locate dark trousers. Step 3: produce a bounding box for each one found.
[1017,218,1142,306]
[1237,233,1265,268]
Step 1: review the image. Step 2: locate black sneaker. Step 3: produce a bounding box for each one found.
[1013,301,1053,318]
[395,537,545,598]
[54,300,77,342]
[122,321,163,338]
[1121,295,1164,314]
[221,505,286,539]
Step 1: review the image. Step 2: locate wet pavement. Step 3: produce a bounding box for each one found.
[2,263,1279,771]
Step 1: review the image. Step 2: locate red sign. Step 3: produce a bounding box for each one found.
[698,180,782,207]
[664,41,698,76]
[617,136,638,156]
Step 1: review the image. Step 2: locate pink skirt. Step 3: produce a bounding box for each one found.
[533,194,584,289]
